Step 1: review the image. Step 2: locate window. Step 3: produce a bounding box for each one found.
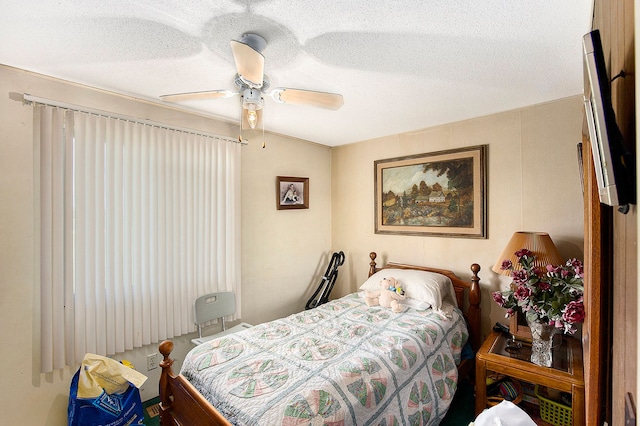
[35,103,241,372]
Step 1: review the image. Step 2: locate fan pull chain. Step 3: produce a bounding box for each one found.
[239,109,243,143]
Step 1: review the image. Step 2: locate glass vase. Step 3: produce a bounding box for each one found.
[526,318,557,367]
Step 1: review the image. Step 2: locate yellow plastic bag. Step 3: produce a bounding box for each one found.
[77,353,147,398]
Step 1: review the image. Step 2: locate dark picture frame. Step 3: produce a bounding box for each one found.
[374,145,487,238]
[276,176,309,210]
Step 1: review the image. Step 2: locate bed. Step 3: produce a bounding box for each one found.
[158,252,481,425]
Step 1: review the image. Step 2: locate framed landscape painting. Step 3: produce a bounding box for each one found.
[374,145,487,238]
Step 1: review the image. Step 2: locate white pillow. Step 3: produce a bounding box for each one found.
[359,268,456,310]
[400,297,432,311]
[358,290,431,310]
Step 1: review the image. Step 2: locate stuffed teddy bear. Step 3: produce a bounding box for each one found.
[365,277,406,313]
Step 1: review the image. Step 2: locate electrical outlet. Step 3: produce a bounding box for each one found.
[147,353,158,371]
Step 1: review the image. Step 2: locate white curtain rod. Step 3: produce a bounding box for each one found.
[22,93,247,145]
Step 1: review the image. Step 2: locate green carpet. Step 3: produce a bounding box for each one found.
[142,397,160,426]
[441,378,475,425]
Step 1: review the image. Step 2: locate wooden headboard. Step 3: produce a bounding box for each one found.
[367,252,482,354]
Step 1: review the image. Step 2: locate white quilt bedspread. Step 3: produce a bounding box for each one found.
[180,293,468,425]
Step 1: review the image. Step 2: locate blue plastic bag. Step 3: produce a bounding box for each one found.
[68,354,147,426]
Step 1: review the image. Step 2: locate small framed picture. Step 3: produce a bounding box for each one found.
[276,176,309,210]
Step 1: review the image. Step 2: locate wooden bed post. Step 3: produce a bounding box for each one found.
[158,339,233,426]
[468,263,482,352]
[159,340,176,422]
[369,252,378,277]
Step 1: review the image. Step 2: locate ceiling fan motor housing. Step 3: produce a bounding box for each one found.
[242,87,263,110]
[239,33,267,53]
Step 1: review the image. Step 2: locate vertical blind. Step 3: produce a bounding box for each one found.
[36,103,241,373]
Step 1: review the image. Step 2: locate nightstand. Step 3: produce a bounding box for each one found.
[475,331,585,425]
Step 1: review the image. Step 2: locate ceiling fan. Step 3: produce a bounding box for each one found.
[160,33,344,130]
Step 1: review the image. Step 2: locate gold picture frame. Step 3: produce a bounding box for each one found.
[374,145,487,238]
[276,176,309,210]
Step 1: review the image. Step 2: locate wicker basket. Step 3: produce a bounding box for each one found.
[535,385,572,426]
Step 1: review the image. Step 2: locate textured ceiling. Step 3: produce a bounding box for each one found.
[0,0,592,146]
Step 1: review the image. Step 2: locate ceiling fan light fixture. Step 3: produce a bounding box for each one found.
[246,107,259,129]
[242,88,263,109]
[242,88,263,130]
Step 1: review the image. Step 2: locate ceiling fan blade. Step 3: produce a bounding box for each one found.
[270,88,344,110]
[160,90,236,103]
[230,39,264,88]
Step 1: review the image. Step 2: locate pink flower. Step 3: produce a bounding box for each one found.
[492,248,585,333]
[536,281,551,291]
[511,269,528,284]
[567,258,584,277]
[562,300,585,324]
[546,264,561,274]
[500,260,513,270]
[514,285,531,302]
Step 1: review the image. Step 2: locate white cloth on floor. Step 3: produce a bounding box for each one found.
[469,400,537,426]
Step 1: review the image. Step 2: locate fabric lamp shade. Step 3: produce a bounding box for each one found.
[492,231,563,275]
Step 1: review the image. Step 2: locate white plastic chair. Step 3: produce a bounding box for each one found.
[191,292,252,345]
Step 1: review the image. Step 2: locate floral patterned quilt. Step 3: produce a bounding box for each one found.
[180,293,468,426]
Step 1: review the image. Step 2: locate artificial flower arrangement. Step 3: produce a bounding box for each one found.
[492,249,585,334]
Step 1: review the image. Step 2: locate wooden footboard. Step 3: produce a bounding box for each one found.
[158,340,231,426]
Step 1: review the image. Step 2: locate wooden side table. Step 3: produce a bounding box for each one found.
[475,331,585,425]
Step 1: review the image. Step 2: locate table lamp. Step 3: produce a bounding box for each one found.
[493,231,563,349]
[492,231,563,275]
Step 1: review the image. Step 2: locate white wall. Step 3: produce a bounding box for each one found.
[330,96,586,340]
[240,133,332,323]
[0,65,331,425]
